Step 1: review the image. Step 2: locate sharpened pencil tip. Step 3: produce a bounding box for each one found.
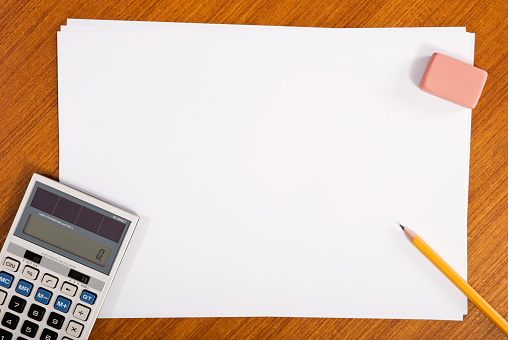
[399,223,405,230]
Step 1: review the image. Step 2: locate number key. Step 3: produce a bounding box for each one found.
[20,320,39,337]
[8,295,26,313]
[27,303,46,321]
[1,312,19,330]
[0,328,12,340]
[46,312,65,330]
[40,329,58,340]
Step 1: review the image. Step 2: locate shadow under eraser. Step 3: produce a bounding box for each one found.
[419,53,488,109]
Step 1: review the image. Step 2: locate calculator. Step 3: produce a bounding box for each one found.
[0,174,138,340]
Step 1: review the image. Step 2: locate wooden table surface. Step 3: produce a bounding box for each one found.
[1,0,507,339]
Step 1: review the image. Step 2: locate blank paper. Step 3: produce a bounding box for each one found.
[58,20,472,320]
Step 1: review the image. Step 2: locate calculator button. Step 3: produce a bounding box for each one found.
[73,304,91,321]
[66,321,83,338]
[0,328,12,340]
[61,282,77,297]
[22,266,39,280]
[27,304,46,321]
[0,272,14,288]
[0,289,7,305]
[34,288,52,305]
[20,320,39,338]
[54,296,71,313]
[41,274,58,289]
[80,290,96,305]
[46,312,65,330]
[15,280,33,297]
[3,258,20,272]
[1,312,20,330]
[8,295,26,313]
[40,329,58,340]
[23,251,41,264]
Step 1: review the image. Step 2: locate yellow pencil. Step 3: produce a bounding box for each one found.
[400,224,508,336]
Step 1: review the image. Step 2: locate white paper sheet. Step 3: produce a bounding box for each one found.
[58,20,473,320]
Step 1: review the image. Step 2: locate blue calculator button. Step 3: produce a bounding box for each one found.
[16,280,33,297]
[54,296,71,313]
[35,288,53,305]
[0,272,14,288]
[80,290,96,305]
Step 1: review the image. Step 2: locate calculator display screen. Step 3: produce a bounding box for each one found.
[14,183,131,275]
[23,214,112,267]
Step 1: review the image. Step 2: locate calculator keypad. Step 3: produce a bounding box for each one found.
[0,259,97,339]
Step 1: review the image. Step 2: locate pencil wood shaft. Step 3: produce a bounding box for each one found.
[403,226,508,336]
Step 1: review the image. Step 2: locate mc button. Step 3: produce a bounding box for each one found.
[0,271,14,289]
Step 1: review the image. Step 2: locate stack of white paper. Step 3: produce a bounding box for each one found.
[58,20,474,320]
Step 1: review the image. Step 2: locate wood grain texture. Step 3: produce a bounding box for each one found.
[1,0,507,338]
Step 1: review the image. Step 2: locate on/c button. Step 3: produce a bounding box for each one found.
[3,258,20,272]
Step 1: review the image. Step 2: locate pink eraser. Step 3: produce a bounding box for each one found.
[419,53,488,109]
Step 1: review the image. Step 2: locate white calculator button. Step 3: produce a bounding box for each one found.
[66,320,84,337]
[41,274,58,288]
[61,282,78,297]
[22,265,39,280]
[73,303,91,321]
[0,289,6,304]
[3,257,20,272]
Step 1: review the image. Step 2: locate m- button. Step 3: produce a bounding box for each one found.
[3,258,20,272]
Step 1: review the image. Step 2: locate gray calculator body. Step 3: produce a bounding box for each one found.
[0,174,138,340]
